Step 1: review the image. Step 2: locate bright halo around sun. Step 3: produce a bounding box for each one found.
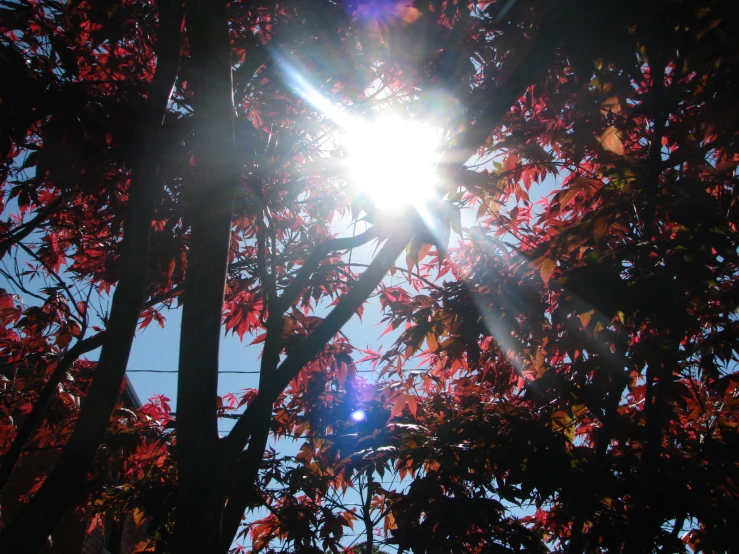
[342,115,442,211]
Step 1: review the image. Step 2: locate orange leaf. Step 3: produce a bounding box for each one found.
[131,541,155,554]
[426,332,439,352]
[600,95,622,115]
[400,6,422,24]
[132,507,146,527]
[578,310,595,328]
[539,258,556,285]
[598,126,624,156]
[503,152,520,172]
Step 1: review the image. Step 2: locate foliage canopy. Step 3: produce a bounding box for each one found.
[1,0,738,553]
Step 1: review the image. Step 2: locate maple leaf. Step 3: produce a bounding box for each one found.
[1,2,738,554]
[597,125,625,156]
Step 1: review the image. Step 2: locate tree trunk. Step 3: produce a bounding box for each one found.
[174,0,237,551]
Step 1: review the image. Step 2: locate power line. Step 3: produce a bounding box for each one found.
[126,369,383,374]
[127,369,260,374]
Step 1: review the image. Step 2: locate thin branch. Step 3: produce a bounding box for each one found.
[15,241,84,322]
[279,225,381,311]
[0,197,62,256]
[143,285,183,309]
[0,265,47,304]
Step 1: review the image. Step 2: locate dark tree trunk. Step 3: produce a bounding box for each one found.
[174,0,237,551]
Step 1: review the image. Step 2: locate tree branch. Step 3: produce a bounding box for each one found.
[217,216,416,549]
[279,225,381,311]
[0,197,62,258]
[15,241,84,322]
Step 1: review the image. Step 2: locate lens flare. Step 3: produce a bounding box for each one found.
[343,115,441,211]
[272,52,443,211]
[350,409,367,422]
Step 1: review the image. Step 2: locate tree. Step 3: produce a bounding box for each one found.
[1,0,738,553]
[329,2,739,553]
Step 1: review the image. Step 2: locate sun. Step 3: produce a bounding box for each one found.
[342,115,441,211]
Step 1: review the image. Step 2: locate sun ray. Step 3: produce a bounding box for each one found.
[273,51,443,212]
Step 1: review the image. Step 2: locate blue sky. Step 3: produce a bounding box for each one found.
[125,237,398,434]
